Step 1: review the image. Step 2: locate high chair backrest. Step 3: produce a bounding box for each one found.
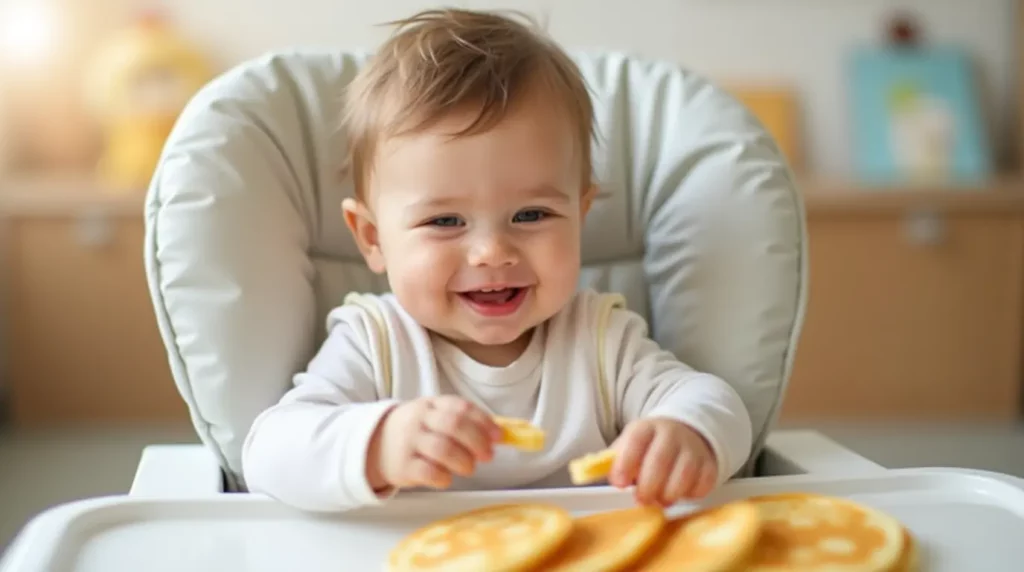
[144,50,807,491]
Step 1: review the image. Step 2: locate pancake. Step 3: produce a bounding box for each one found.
[629,500,762,572]
[542,506,666,572]
[386,503,572,572]
[741,493,906,572]
[889,528,919,572]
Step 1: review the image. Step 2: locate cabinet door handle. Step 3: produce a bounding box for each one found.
[904,209,945,246]
[75,208,115,249]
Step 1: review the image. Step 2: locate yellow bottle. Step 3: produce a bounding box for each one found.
[85,11,213,192]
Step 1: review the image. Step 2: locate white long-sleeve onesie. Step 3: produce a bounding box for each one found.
[242,289,753,511]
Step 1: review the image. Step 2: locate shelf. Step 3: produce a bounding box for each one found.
[799,174,1024,217]
[0,172,145,217]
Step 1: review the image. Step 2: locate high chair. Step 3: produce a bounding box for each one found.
[126,48,888,496]
[125,47,893,493]
[123,45,897,497]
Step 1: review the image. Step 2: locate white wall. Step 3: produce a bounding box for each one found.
[157,0,1017,176]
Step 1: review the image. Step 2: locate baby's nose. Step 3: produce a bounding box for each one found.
[467,234,519,267]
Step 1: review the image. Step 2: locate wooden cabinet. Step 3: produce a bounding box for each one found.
[781,180,1024,422]
[0,179,186,425]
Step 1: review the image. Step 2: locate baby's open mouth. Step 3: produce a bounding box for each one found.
[461,287,522,305]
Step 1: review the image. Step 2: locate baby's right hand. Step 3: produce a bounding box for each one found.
[367,396,503,491]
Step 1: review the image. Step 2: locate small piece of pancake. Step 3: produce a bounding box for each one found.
[542,506,667,572]
[741,493,906,572]
[493,416,546,452]
[386,503,572,572]
[630,500,762,572]
[569,448,617,485]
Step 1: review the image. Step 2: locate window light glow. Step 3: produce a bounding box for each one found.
[0,2,59,65]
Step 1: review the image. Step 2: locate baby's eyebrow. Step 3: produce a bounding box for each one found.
[523,185,571,204]
[404,185,570,211]
[407,196,462,211]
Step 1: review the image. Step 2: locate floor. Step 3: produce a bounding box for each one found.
[1,420,1023,559]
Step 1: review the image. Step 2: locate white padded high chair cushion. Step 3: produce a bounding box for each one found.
[145,50,806,490]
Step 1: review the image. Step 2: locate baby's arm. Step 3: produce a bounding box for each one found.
[604,306,753,490]
[241,305,398,512]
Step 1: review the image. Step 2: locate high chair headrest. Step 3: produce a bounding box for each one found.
[144,50,807,490]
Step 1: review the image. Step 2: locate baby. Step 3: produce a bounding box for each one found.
[242,8,753,512]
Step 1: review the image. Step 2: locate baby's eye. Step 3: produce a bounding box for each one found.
[512,209,547,223]
[427,216,464,227]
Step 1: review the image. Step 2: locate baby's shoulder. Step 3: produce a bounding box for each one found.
[324,292,414,338]
[548,289,647,343]
[560,289,644,323]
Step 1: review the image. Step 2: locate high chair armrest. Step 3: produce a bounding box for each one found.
[761,430,886,476]
[130,444,225,497]
[129,431,883,497]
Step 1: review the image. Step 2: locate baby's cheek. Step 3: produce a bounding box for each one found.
[538,229,580,277]
[392,241,458,291]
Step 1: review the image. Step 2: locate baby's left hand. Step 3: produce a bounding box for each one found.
[609,417,718,506]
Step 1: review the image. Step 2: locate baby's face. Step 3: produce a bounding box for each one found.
[364,98,592,360]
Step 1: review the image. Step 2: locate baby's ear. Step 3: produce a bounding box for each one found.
[342,198,386,274]
[580,184,599,217]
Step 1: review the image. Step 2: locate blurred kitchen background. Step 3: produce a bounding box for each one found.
[1,0,1023,554]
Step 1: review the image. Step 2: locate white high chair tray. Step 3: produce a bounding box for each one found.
[4,468,1024,571]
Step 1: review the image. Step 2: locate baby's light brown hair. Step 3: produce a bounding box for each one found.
[342,8,596,199]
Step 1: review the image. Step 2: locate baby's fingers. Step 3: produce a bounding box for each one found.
[610,422,655,488]
[635,434,677,506]
[404,456,452,490]
[661,454,698,506]
[416,432,476,478]
[430,396,501,436]
[424,398,500,461]
[691,461,718,498]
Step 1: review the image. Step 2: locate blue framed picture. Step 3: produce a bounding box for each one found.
[848,45,992,186]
